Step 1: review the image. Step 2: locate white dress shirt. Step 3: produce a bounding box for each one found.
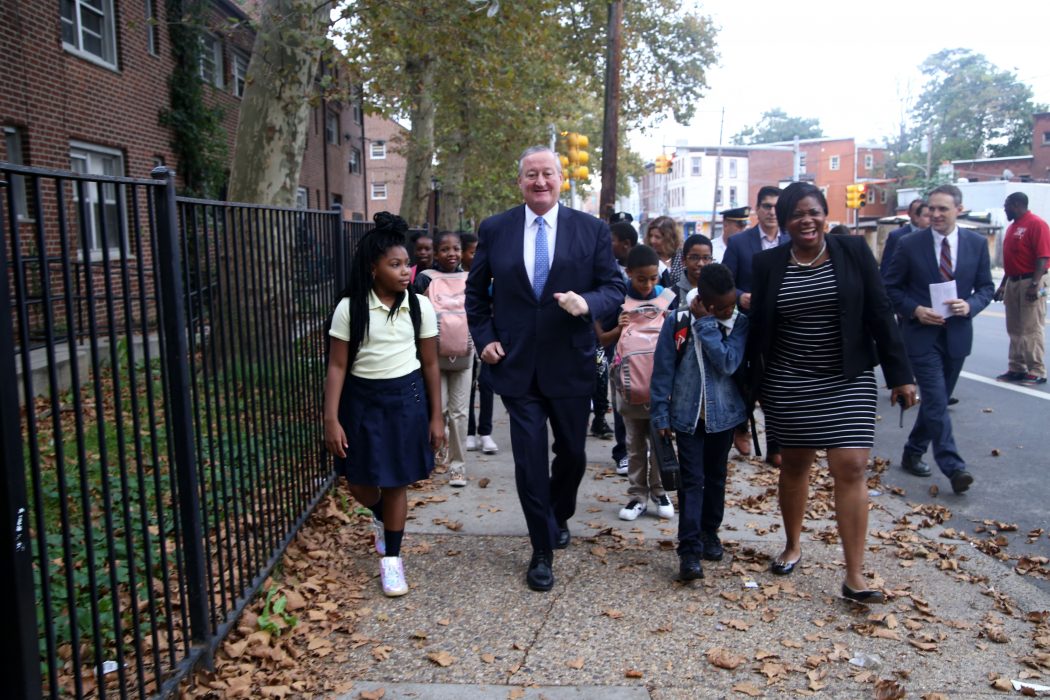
[524,203,558,288]
[932,226,959,273]
[712,235,728,263]
[760,228,783,251]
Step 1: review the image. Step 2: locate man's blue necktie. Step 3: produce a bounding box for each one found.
[533,216,549,299]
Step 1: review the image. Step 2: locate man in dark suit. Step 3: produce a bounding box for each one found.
[721,186,789,462]
[884,184,994,494]
[722,186,789,311]
[466,146,625,591]
[880,198,930,279]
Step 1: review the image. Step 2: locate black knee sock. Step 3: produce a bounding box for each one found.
[384,529,404,557]
[369,495,384,522]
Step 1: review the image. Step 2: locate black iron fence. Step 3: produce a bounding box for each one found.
[0,162,372,698]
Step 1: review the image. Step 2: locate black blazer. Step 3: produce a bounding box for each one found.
[746,234,913,402]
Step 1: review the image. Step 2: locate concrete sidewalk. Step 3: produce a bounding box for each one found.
[332,404,1049,699]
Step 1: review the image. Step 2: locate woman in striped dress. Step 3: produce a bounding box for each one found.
[747,182,917,604]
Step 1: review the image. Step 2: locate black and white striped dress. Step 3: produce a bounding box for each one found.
[760,259,877,449]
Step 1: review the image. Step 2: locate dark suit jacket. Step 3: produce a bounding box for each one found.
[722,225,790,296]
[883,227,994,359]
[747,234,913,402]
[465,204,625,398]
[879,224,913,278]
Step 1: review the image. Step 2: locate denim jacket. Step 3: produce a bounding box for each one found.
[649,310,748,434]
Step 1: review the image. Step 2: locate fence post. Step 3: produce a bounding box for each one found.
[330,204,346,292]
[0,182,42,698]
[151,167,211,646]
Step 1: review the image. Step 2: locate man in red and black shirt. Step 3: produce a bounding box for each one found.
[995,192,1049,385]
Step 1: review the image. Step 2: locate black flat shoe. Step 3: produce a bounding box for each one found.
[555,524,571,550]
[770,554,801,576]
[526,551,554,592]
[841,583,886,605]
[679,554,704,581]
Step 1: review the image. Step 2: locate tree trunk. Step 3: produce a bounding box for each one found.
[398,55,436,228]
[223,0,330,363]
[438,95,470,232]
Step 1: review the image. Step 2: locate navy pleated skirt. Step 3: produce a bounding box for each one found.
[334,370,434,487]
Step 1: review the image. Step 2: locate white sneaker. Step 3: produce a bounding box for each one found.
[449,467,467,487]
[371,515,386,556]
[619,499,647,521]
[380,556,408,597]
[652,494,675,519]
[615,457,629,476]
[465,435,479,451]
[479,435,499,454]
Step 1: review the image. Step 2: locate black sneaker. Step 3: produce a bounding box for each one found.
[590,419,614,439]
[699,531,724,561]
[997,370,1026,382]
[679,553,704,581]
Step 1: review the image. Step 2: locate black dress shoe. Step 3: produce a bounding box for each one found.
[555,523,571,550]
[590,419,613,439]
[950,470,974,494]
[841,583,886,605]
[770,554,801,576]
[700,531,724,561]
[526,551,554,591]
[679,554,704,581]
[901,450,931,477]
[947,396,959,406]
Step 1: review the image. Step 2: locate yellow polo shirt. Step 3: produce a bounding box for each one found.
[330,291,437,379]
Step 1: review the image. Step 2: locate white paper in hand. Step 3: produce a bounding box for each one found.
[929,280,957,318]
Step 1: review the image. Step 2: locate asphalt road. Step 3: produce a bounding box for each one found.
[872,300,1050,590]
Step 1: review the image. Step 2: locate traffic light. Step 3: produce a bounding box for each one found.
[846,184,861,209]
[654,154,670,174]
[558,132,591,181]
[858,184,868,207]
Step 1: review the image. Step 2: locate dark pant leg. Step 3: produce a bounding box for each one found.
[592,348,609,420]
[906,340,965,476]
[478,363,494,436]
[674,426,706,556]
[501,392,557,552]
[700,427,734,534]
[545,394,591,527]
[612,406,626,461]
[468,355,480,436]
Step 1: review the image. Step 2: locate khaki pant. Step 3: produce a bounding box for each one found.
[1004,277,1047,377]
[440,358,474,471]
[616,396,664,501]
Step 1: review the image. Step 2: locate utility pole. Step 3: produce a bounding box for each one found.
[599,0,623,221]
[709,107,725,235]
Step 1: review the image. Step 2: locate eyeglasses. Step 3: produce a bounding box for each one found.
[758,203,776,211]
[685,254,713,263]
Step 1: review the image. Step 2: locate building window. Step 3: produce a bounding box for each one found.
[349,147,361,174]
[729,186,738,207]
[864,154,874,171]
[829,155,840,171]
[232,50,249,97]
[69,142,125,256]
[370,141,386,159]
[325,111,339,146]
[1043,131,1050,146]
[61,0,118,69]
[331,193,343,207]
[351,92,363,125]
[371,182,387,200]
[880,188,888,204]
[799,152,807,173]
[715,186,723,206]
[145,0,160,56]
[3,128,29,220]
[296,187,308,209]
[728,159,738,178]
[199,34,224,88]
[691,157,701,176]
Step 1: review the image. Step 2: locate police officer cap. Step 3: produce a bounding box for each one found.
[720,206,751,221]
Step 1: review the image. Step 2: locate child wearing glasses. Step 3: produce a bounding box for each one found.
[675,234,715,307]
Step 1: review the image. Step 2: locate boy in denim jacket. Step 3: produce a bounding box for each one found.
[650,263,749,581]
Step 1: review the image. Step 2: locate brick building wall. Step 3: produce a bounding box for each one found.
[745,148,793,216]
[1032,113,1050,182]
[363,115,409,222]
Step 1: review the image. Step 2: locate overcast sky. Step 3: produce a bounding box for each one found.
[630,0,1050,155]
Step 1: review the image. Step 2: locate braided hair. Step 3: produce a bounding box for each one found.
[337,211,421,369]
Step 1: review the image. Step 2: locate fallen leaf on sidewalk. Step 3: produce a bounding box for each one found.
[507,688,525,699]
[566,657,584,669]
[359,689,385,700]
[920,693,949,700]
[478,478,490,488]
[625,669,643,678]
[732,681,764,696]
[602,609,623,619]
[480,653,495,664]
[706,647,746,670]
[427,651,455,667]
[874,678,906,699]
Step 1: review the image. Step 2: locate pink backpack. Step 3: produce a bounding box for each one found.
[612,289,676,406]
[420,270,472,369]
